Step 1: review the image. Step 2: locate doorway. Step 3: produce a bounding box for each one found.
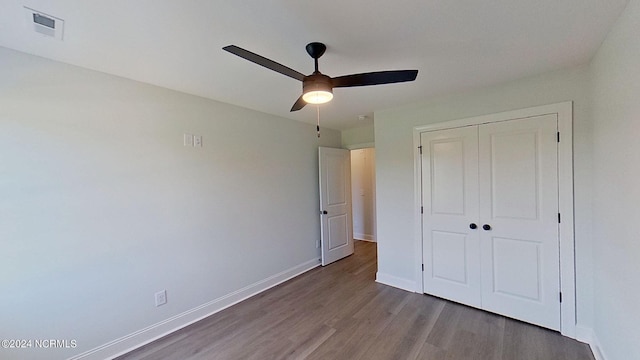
[350,148,376,242]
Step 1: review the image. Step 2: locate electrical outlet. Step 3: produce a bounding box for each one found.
[155,290,167,307]
[193,135,203,148]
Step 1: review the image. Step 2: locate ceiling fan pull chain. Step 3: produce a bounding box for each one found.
[317,105,321,138]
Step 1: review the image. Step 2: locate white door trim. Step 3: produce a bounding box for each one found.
[412,101,576,338]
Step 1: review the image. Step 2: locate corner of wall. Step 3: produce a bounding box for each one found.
[375,272,417,293]
[576,326,609,360]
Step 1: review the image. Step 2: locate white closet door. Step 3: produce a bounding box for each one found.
[478,115,560,330]
[421,126,481,308]
[420,114,561,330]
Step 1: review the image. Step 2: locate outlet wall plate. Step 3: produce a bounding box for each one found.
[155,290,167,307]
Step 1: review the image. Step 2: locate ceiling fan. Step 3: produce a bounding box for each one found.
[223,42,418,112]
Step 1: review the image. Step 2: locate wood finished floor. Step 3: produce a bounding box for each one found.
[117,241,594,360]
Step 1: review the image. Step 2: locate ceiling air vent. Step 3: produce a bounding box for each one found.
[24,7,64,40]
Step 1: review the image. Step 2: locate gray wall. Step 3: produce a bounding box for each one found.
[342,124,375,148]
[0,47,341,360]
[590,0,640,359]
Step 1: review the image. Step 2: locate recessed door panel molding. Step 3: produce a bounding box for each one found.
[418,106,568,333]
[327,214,349,250]
[431,138,466,215]
[488,130,539,220]
[431,231,469,285]
[491,237,542,301]
[326,154,347,206]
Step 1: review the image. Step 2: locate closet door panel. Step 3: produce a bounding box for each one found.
[478,115,560,330]
[421,126,481,308]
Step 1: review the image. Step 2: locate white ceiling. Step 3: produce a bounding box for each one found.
[0,0,629,131]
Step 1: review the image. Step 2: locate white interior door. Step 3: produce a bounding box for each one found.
[478,115,560,330]
[421,126,481,308]
[420,115,560,330]
[319,147,353,266]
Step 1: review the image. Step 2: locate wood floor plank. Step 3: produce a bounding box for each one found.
[117,241,594,360]
[424,300,466,349]
[403,296,446,360]
[359,299,430,360]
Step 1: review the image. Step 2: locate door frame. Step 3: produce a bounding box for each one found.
[412,101,576,338]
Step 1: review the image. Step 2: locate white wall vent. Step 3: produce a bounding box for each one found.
[24,7,65,40]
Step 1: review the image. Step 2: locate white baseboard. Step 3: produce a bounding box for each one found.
[575,326,608,360]
[375,272,416,292]
[68,258,322,360]
[354,233,376,242]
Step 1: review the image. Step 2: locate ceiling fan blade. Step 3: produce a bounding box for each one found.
[332,70,418,88]
[223,45,306,81]
[290,95,307,112]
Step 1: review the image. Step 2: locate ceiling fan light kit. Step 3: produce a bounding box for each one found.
[223,42,418,112]
[302,75,333,104]
[302,90,333,105]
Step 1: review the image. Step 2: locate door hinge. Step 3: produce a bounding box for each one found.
[559,292,563,303]
[557,132,560,143]
[558,213,561,223]
[418,145,423,154]
[422,264,424,271]
[421,206,424,214]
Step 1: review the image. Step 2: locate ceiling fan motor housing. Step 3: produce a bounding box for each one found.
[302,73,333,104]
[303,73,333,94]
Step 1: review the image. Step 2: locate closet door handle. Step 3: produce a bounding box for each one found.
[321,210,328,215]
[469,223,477,229]
[482,224,492,231]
